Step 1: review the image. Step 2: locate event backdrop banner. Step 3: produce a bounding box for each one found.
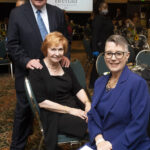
[47,0,93,12]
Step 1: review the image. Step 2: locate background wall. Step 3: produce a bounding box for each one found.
[106,0,127,3]
[0,3,15,20]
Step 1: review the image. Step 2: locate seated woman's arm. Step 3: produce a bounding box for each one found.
[29,68,89,120]
[87,78,112,150]
[95,134,112,150]
[68,67,91,114]
[76,89,91,114]
[88,109,112,150]
[39,99,87,120]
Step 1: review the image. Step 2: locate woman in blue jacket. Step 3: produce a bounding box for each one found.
[85,35,150,150]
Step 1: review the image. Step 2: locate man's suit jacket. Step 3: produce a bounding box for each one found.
[87,66,150,150]
[7,2,69,91]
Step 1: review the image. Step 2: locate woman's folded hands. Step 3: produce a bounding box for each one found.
[67,107,88,120]
[97,140,112,150]
[95,134,112,150]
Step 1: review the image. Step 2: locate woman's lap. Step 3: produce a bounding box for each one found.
[58,113,87,138]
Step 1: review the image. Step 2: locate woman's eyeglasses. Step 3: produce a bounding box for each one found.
[104,51,127,59]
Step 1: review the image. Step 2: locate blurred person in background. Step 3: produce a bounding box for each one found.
[115,8,122,21]
[92,1,114,54]
[89,1,114,88]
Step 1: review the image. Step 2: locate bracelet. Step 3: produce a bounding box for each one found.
[96,138,104,146]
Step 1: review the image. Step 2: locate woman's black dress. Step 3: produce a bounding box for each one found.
[28,60,87,150]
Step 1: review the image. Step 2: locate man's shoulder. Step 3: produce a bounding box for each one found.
[10,2,30,14]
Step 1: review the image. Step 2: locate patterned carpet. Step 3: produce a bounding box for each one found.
[0,48,93,150]
[0,74,15,150]
[0,74,82,150]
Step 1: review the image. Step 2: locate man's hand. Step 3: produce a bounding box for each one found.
[61,56,70,67]
[26,59,43,70]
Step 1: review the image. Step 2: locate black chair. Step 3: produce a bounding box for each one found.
[70,59,86,89]
[137,34,149,50]
[70,59,91,99]
[0,40,13,78]
[128,45,136,63]
[135,50,150,67]
[96,53,109,76]
[24,76,84,150]
[24,77,44,150]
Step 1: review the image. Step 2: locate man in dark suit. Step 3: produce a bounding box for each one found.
[92,1,113,53]
[7,0,70,149]
[89,1,114,88]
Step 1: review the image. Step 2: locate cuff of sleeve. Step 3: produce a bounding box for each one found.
[90,132,102,146]
[92,51,99,57]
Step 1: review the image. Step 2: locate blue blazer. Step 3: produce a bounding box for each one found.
[87,66,150,150]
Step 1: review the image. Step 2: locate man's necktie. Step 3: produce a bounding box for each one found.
[36,10,48,41]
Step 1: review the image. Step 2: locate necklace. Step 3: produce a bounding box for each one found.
[47,64,63,75]
[47,64,60,72]
[44,59,63,75]
[106,77,118,90]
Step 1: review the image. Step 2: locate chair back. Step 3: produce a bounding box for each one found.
[136,50,150,67]
[82,38,92,59]
[24,77,44,135]
[128,45,136,63]
[24,77,82,145]
[138,34,149,49]
[0,40,7,58]
[96,53,109,76]
[70,59,86,89]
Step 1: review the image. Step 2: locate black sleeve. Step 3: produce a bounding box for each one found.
[7,8,31,69]
[92,16,103,52]
[66,67,82,95]
[28,69,47,103]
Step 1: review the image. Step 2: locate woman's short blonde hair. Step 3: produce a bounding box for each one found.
[105,34,129,52]
[41,32,68,57]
